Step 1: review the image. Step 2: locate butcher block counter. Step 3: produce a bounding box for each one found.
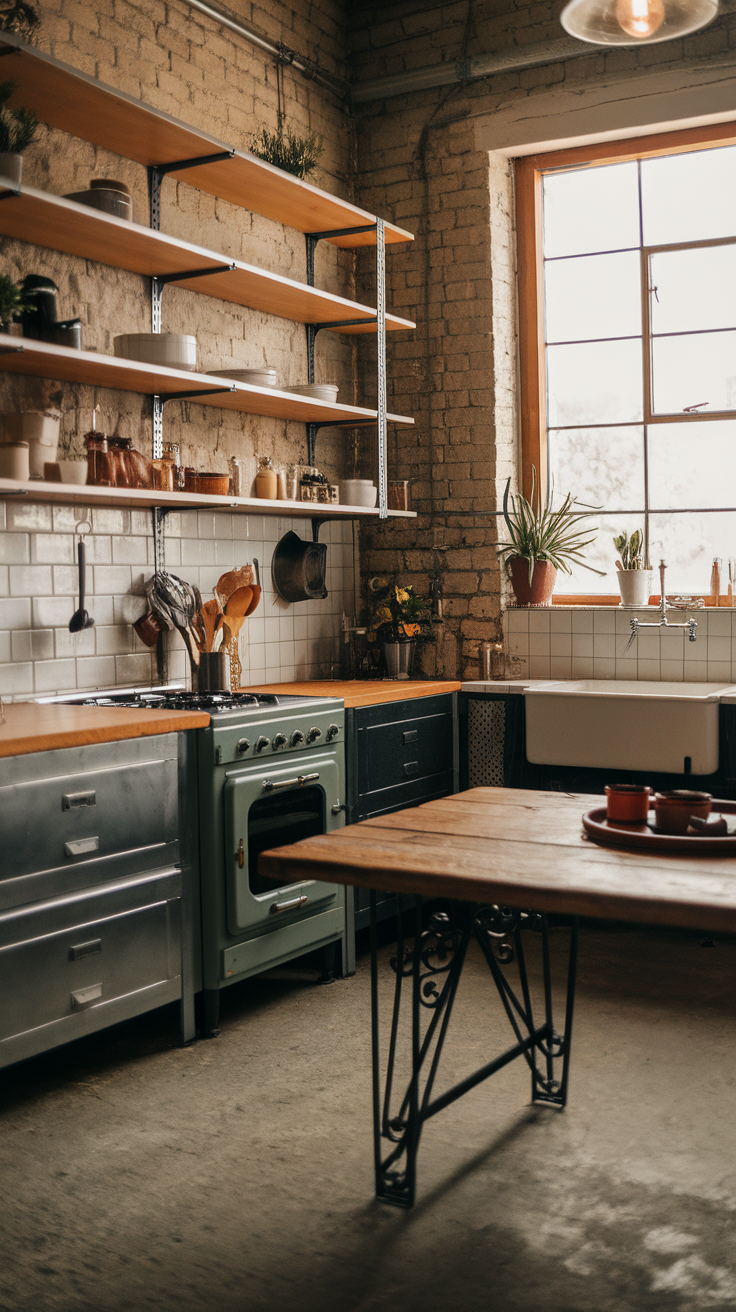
[0,701,210,758]
[242,679,461,708]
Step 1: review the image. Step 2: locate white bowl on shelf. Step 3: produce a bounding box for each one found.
[57,460,89,484]
[210,367,280,388]
[113,333,197,371]
[289,383,339,403]
[340,478,377,508]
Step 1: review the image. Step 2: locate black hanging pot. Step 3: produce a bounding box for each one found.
[272,529,328,603]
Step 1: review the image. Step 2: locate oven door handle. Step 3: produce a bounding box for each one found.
[269,895,309,915]
[262,772,319,792]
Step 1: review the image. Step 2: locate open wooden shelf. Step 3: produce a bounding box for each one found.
[0,334,414,426]
[0,188,416,335]
[0,478,417,520]
[0,34,413,249]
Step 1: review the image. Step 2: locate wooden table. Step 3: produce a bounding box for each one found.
[260,788,736,1207]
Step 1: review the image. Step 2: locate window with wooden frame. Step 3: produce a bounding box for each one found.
[516,123,736,604]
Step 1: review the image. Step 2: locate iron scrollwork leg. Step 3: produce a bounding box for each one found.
[369,896,579,1208]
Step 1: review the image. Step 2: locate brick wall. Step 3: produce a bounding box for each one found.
[348,0,736,678]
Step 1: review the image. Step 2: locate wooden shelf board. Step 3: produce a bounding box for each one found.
[0,35,413,249]
[0,188,415,334]
[0,335,414,425]
[0,479,417,519]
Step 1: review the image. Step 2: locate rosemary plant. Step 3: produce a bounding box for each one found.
[0,80,38,154]
[495,471,604,585]
[248,127,324,179]
[0,273,29,326]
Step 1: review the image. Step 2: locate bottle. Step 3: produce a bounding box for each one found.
[711,557,722,606]
[255,454,278,499]
[84,431,112,486]
[107,436,132,487]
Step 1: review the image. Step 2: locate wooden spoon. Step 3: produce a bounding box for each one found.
[244,584,261,616]
[224,585,253,619]
[201,598,223,651]
[216,566,254,604]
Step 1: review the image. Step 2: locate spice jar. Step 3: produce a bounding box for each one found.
[255,454,278,499]
[229,456,243,498]
[162,442,184,491]
[84,431,112,486]
[151,458,175,492]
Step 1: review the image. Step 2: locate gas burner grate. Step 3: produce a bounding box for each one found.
[76,690,284,713]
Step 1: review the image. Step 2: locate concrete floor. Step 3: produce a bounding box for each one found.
[1,920,735,1312]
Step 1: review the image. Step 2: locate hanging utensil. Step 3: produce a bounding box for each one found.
[69,520,94,633]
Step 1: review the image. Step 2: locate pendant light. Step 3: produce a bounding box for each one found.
[560,0,718,44]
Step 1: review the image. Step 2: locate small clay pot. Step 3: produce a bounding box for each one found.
[653,789,712,835]
[507,557,557,607]
[605,783,651,824]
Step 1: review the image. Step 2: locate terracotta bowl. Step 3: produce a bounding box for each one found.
[605,783,651,823]
[192,472,230,496]
[653,789,712,835]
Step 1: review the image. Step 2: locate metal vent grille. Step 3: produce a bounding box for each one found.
[468,699,505,787]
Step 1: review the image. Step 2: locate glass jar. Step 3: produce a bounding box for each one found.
[151,458,175,492]
[162,442,184,491]
[84,431,112,486]
[255,454,278,499]
[127,442,152,489]
[107,436,133,488]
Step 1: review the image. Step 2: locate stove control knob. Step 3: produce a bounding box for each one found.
[326,723,340,741]
[290,730,305,747]
[306,726,322,744]
[255,735,270,752]
[236,738,250,755]
[272,733,288,750]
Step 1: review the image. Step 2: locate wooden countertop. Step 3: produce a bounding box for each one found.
[241,680,461,708]
[0,702,210,758]
[260,787,736,935]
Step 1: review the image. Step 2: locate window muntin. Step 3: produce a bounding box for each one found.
[540,140,736,594]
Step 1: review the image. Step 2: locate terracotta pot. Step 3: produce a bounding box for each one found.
[507,557,557,607]
[653,790,711,835]
[605,783,651,823]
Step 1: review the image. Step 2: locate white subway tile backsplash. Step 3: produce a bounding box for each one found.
[115,653,156,685]
[708,661,732,681]
[76,655,117,689]
[706,612,730,636]
[593,610,616,634]
[660,659,684,682]
[111,535,149,565]
[32,533,74,564]
[571,633,593,659]
[33,595,80,627]
[9,565,52,596]
[54,627,96,658]
[706,636,731,662]
[92,508,130,535]
[571,611,593,633]
[33,658,77,693]
[0,566,8,596]
[593,658,616,679]
[6,503,51,532]
[0,598,32,630]
[593,633,615,658]
[93,565,133,594]
[0,533,30,564]
[550,633,572,657]
[0,661,33,694]
[636,659,661,680]
[529,632,550,657]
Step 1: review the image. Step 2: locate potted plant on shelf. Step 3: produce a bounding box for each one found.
[247,126,324,179]
[366,577,431,679]
[0,273,28,331]
[0,79,38,190]
[613,529,650,608]
[495,471,603,607]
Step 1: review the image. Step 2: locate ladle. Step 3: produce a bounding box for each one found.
[69,522,94,633]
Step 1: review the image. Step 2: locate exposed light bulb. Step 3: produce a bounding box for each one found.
[615,0,665,36]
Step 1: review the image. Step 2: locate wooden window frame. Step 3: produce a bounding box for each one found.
[516,120,736,604]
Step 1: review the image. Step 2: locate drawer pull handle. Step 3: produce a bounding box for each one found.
[64,836,100,858]
[236,838,244,868]
[269,895,308,915]
[403,761,419,776]
[69,938,102,961]
[62,790,96,810]
[262,772,319,792]
[71,983,102,1009]
[403,730,418,744]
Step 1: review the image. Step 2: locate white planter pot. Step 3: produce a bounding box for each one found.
[617,569,651,608]
[0,152,22,191]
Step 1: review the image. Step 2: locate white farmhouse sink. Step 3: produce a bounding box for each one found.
[524,681,736,775]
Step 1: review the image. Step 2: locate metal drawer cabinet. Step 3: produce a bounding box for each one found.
[0,734,179,908]
[0,868,184,1069]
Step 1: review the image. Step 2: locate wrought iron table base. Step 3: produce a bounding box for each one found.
[370,894,579,1208]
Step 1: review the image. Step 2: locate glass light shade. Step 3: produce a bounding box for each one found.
[561,0,718,43]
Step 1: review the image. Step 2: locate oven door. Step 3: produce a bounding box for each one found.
[223,750,342,936]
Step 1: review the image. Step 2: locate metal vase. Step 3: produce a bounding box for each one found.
[197,651,228,693]
[382,640,416,680]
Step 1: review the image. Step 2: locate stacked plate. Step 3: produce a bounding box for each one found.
[210,367,279,388]
[289,383,339,403]
[114,333,197,371]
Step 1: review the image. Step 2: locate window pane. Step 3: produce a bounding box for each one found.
[549,427,644,513]
[642,146,736,246]
[648,421,736,509]
[547,339,643,426]
[648,512,736,593]
[543,161,640,258]
[650,246,736,335]
[555,513,645,594]
[651,331,736,414]
[545,252,642,343]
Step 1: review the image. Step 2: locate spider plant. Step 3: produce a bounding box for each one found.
[495,470,604,585]
[613,529,644,570]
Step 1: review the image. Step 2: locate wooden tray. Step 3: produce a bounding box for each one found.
[582,802,736,854]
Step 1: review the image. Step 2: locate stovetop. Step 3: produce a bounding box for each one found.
[43,685,342,723]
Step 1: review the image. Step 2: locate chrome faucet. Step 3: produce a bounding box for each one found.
[624,560,697,653]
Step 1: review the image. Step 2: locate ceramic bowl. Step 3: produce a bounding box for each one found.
[113,333,197,371]
[186,471,230,496]
[210,367,279,388]
[340,478,377,508]
[605,783,651,823]
[56,460,88,484]
[653,789,712,834]
[289,383,339,403]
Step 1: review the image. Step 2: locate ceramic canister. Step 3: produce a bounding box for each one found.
[0,442,30,481]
